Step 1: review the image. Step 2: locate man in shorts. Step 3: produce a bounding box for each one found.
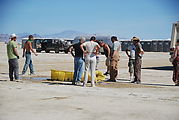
[126,39,135,81]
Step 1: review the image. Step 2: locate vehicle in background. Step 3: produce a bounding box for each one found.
[36,38,70,53]
[170,21,179,57]
[22,38,72,53]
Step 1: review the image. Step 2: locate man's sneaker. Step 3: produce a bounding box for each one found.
[15,79,23,83]
[136,81,141,84]
[91,84,96,87]
[30,73,36,75]
[131,80,136,83]
[21,73,25,76]
[76,81,83,86]
[103,72,109,76]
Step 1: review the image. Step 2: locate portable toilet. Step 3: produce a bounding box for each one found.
[151,41,158,52]
[121,41,129,51]
[163,40,171,52]
[157,41,164,52]
[140,41,145,51]
[142,41,152,52]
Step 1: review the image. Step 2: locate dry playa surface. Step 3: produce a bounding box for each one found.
[0,42,179,120]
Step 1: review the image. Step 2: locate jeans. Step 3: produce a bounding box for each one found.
[73,57,84,83]
[8,58,19,81]
[83,56,96,86]
[22,53,34,74]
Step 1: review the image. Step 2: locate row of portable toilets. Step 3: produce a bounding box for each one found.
[21,39,171,52]
[121,40,171,52]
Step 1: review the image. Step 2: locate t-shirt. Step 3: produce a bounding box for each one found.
[112,41,121,52]
[135,43,143,59]
[72,42,83,57]
[7,40,17,60]
[82,41,99,58]
[127,44,136,59]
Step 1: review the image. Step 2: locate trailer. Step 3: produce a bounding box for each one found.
[170,21,179,55]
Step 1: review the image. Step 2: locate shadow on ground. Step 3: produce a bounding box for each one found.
[142,66,173,71]
[118,79,174,87]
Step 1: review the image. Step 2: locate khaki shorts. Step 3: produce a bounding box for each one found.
[128,59,135,73]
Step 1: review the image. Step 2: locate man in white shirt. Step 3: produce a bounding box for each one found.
[108,36,121,82]
[126,40,136,81]
[80,36,100,87]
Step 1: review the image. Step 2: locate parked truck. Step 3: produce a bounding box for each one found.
[22,38,72,53]
[170,21,179,56]
[36,38,71,53]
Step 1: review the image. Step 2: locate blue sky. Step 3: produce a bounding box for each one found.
[0,0,179,39]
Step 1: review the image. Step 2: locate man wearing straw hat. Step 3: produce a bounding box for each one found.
[131,37,144,84]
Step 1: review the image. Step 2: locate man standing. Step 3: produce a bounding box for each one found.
[108,36,121,82]
[7,34,19,81]
[131,37,144,84]
[125,39,136,81]
[97,41,111,75]
[80,36,100,87]
[22,35,38,75]
[69,37,85,85]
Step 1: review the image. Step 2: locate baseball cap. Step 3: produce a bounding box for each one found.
[10,33,17,39]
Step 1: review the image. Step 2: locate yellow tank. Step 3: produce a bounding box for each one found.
[51,70,105,82]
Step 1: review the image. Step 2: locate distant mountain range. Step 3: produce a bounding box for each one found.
[2,30,168,43]
[0,30,87,42]
[44,30,86,38]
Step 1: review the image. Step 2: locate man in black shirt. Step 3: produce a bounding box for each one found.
[69,37,85,85]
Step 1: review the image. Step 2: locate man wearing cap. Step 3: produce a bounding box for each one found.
[108,36,121,82]
[131,37,144,84]
[22,35,38,75]
[69,37,85,85]
[80,36,100,87]
[7,34,19,81]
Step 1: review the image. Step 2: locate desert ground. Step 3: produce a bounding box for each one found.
[0,42,179,120]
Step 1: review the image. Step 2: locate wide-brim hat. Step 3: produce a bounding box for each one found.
[131,37,140,41]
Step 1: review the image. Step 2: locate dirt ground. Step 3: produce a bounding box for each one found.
[0,42,179,120]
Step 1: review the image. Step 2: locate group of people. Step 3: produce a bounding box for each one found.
[7,33,178,86]
[69,36,144,87]
[7,34,38,81]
